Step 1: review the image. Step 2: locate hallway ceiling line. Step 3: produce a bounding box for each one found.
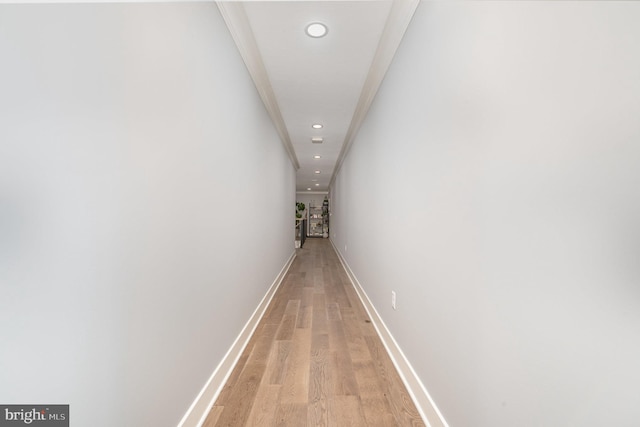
[328,0,419,190]
[217,2,301,171]
[218,0,419,192]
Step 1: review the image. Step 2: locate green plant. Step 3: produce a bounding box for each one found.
[296,202,305,212]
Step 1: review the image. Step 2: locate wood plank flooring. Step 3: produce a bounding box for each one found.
[203,238,425,427]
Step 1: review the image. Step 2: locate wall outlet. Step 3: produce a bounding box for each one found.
[391,291,397,310]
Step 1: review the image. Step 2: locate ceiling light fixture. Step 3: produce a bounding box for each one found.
[314,170,321,174]
[314,155,321,159]
[315,184,320,186]
[307,188,312,191]
[311,137,323,144]
[306,23,328,38]
[312,124,323,129]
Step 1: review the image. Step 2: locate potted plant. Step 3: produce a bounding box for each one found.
[296,202,306,219]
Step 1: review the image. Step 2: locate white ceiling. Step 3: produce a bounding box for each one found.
[218,0,419,193]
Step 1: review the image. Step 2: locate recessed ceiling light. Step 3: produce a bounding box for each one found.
[311,137,323,144]
[312,124,323,129]
[315,183,320,186]
[314,170,321,174]
[314,155,321,159]
[311,179,318,182]
[307,188,312,191]
[306,23,328,38]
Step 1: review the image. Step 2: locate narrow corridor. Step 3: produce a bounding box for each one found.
[203,238,425,426]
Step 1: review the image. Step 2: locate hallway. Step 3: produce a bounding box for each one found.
[203,238,424,426]
[3,2,640,426]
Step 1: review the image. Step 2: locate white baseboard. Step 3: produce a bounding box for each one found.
[329,240,449,427]
[177,251,297,427]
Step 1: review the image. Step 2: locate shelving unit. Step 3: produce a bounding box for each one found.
[306,198,329,238]
[307,205,324,237]
[322,198,329,238]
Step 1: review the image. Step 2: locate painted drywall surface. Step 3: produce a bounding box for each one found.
[331,2,640,426]
[0,4,295,426]
[295,192,328,212]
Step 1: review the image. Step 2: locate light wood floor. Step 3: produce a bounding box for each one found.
[203,238,425,427]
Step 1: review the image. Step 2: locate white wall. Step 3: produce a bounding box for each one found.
[296,192,328,211]
[0,4,295,426]
[331,2,640,426]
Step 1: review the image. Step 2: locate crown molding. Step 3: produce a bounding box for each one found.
[329,0,419,189]
[217,2,300,170]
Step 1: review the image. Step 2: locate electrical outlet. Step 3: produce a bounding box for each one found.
[391,291,396,310]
